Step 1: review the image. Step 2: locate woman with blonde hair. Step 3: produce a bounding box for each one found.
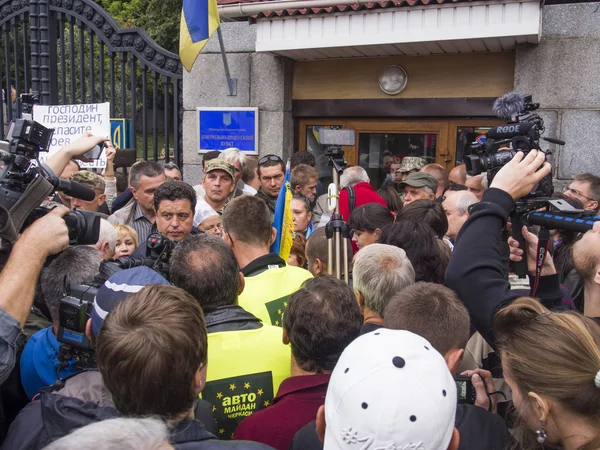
[113,224,138,258]
[495,297,600,450]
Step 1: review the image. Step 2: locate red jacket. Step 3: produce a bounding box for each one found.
[338,181,386,222]
[233,374,330,450]
[338,182,387,254]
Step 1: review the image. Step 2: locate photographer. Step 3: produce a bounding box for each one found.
[445,150,562,346]
[0,208,70,385]
[20,246,101,399]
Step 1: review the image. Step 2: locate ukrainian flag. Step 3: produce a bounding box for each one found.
[180,0,220,72]
[271,162,294,261]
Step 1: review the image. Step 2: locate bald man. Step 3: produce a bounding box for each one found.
[421,164,449,198]
[448,164,467,187]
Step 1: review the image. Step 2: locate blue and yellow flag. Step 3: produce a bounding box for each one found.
[271,163,294,261]
[179,0,220,72]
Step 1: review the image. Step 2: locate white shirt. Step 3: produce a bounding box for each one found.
[194,196,217,227]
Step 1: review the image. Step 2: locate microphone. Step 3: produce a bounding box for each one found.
[50,177,96,201]
[492,92,525,119]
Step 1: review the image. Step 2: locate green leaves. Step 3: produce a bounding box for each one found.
[97,0,180,54]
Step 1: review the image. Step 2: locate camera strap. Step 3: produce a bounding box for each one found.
[531,227,551,298]
[0,174,54,242]
[346,186,356,215]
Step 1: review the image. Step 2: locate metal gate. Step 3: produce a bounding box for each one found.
[0,0,183,166]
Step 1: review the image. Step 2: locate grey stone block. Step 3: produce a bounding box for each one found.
[535,109,559,174]
[258,111,294,159]
[183,110,203,165]
[250,53,293,112]
[183,53,251,110]
[183,164,204,186]
[201,22,257,54]
[557,110,600,179]
[543,4,600,39]
[515,39,600,109]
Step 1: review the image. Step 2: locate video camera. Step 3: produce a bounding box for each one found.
[56,232,176,369]
[0,112,100,249]
[101,232,176,281]
[57,282,98,369]
[465,92,600,277]
[464,93,563,198]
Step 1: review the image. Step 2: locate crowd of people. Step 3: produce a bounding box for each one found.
[0,133,599,450]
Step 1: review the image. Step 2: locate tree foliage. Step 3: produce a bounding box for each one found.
[96,0,181,54]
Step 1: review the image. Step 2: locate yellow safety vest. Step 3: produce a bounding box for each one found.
[238,266,313,327]
[201,326,291,439]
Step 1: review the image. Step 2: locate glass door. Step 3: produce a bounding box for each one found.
[357,132,438,189]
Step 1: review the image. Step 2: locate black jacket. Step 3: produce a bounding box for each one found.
[205,306,263,333]
[171,419,273,449]
[1,370,219,450]
[289,404,515,450]
[445,188,564,348]
[1,371,119,450]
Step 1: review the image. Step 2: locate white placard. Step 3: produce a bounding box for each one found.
[33,102,111,168]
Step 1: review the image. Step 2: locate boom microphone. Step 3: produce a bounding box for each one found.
[50,178,96,201]
[492,92,525,119]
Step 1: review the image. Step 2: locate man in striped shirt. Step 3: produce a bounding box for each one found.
[108,161,166,244]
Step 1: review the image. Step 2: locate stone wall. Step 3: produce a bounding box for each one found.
[514,2,600,187]
[181,22,293,185]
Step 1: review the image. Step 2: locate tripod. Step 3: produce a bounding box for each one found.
[325,148,351,283]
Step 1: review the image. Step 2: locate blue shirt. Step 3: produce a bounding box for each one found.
[20,326,80,399]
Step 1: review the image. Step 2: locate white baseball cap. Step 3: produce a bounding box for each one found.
[323,329,457,450]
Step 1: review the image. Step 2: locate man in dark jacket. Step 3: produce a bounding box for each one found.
[445,150,563,347]
[130,181,200,259]
[170,234,291,439]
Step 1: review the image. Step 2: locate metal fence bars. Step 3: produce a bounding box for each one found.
[0,0,183,166]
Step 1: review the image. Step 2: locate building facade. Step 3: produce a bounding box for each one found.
[183,0,598,189]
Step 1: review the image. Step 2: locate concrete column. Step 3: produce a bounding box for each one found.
[182,22,293,185]
[514,3,600,188]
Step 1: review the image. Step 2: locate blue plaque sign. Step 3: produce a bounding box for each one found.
[197,107,258,154]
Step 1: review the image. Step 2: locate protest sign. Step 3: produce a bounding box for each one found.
[33,102,111,168]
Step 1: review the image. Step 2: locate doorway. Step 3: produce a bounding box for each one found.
[298,118,504,189]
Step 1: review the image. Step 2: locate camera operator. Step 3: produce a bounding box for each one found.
[20,246,101,399]
[445,150,561,346]
[0,208,70,385]
[129,181,199,259]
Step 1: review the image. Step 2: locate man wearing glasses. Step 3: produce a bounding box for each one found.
[255,155,285,215]
[565,173,600,213]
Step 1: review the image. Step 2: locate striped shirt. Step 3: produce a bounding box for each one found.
[129,202,154,245]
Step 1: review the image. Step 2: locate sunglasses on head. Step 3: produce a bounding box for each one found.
[258,155,283,165]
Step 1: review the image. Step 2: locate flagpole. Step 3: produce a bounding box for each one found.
[217,27,237,96]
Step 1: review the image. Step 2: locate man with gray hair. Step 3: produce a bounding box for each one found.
[44,417,173,450]
[220,147,249,196]
[443,190,479,241]
[312,166,386,226]
[465,173,487,200]
[94,218,118,259]
[353,243,416,335]
[20,246,102,399]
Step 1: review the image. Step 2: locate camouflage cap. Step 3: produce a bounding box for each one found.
[71,170,105,193]
[398,156,427,173]
[204,159,235,180]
